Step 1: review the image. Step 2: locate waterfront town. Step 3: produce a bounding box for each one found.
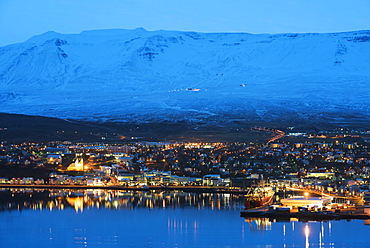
[2,126,370,221]
[1,127,370,196]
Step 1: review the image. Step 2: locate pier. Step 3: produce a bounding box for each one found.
[241,205,370,221]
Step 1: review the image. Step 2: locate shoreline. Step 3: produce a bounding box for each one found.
[0,184,249,194]
[240,208,370,220]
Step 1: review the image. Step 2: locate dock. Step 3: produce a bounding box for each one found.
[240,205,370,221]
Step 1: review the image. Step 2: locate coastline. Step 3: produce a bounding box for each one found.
[0,184,249,194]
[240,207,370,220]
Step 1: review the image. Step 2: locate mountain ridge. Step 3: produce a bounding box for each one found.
[1,29,370,127]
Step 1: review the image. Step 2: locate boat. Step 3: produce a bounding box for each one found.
[244,186,275,209]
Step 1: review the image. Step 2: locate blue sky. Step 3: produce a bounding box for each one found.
[0,0,369,46]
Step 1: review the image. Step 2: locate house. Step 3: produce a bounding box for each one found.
[203,174,223,186]
[47,154,62,164]
[0,177,8,184]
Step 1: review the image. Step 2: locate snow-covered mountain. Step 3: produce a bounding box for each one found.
[1,28,370,126]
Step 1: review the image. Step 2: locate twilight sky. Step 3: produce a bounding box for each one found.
[0,0,369,47]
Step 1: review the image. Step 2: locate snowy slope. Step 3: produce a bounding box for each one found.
[1,28,370,125]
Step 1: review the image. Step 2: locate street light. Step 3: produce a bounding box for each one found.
[304,192,309,199]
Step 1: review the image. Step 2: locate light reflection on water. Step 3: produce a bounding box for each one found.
[0,188,242,212]
[0,188,369,247]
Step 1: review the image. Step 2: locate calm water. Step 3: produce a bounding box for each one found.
[0,188,369,248]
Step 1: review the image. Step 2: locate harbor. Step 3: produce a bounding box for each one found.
[241,205,370,221]
[241,186,370,221]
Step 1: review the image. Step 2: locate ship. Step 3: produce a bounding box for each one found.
[244,186,275,209]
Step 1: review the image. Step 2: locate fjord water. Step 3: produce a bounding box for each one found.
[0,189,369,247]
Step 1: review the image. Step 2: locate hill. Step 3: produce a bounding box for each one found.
[1,29,370,127]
